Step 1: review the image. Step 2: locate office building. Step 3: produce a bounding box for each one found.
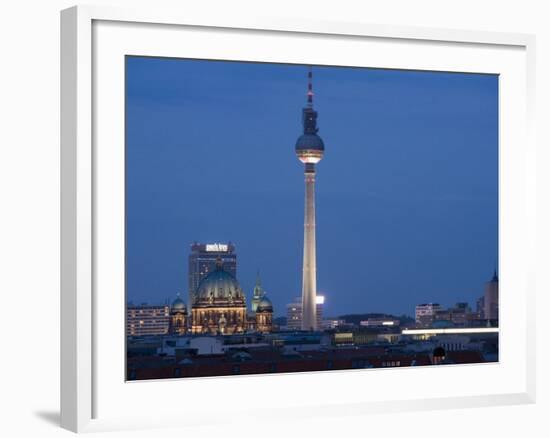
[360,318,400,327]
[127,304,170,336]
[286,300,302,330]
[433,302,471,327]
[415,303,442,327]
[286,295,324,330]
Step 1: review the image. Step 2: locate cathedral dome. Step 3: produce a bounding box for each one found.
[196,259,244,302]
[256,296,273,312]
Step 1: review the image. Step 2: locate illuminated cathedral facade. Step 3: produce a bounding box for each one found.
[169,258,273,335]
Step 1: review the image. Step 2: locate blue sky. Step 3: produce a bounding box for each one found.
[125,56,498,317]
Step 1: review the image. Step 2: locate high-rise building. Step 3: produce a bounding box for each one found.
[286,296,324,330]
[476,295,485,318]
[188,242,236,310]
[295,67,325,331]
[315,295,325,326]
[484,269,499,321]
[415,303,442,327]
[286,300,302,330]
[127,304,170,336]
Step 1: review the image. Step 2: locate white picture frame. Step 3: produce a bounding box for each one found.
[60,4,536,433]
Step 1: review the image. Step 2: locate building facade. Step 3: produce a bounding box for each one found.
[360,318,400,327]
[476,295,485,319]
[286,300,302,330]
[188,242,237,311]
[433,302,472,327]
[190,257,247,335]
[286,296,324,330]
[415,303,442,327]
[127,304,171,336]
[188,258,273,335]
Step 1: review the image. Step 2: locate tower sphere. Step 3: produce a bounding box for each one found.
[295,67,324,165]
[295,134,324,164]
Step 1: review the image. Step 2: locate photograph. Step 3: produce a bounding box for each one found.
[125,57,499,380]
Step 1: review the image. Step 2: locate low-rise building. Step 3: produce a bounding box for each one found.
[127,304,170,336]
[434,302,471,326]
[415,303,442,327]
[360,318,400,328]
[321,319,346,329]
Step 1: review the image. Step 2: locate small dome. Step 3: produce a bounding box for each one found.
[256,296,273,312]
[171,296,186,312]
[295,133,325,152]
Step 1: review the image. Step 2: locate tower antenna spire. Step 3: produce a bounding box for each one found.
[307,66,314,108]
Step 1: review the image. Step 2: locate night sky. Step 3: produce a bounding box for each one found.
[125,56,498,317]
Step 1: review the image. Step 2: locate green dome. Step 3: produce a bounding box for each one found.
[171,296,186,312]
[256,296,273,312]
[196,261,244,301]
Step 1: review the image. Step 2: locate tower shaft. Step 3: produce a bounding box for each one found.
[301,163,317,330]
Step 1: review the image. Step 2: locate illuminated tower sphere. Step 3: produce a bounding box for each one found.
[295,67,324,331]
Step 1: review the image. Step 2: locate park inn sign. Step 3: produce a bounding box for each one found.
[205,243,229,252]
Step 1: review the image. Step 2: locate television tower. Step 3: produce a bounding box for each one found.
[295,67,325,331]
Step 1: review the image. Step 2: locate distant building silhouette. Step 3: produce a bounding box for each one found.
[484,269,499,321]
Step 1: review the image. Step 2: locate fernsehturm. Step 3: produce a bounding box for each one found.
[295,67,325,331]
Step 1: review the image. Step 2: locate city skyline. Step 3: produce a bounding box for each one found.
[126,57,498,317]
[126,240,497,318]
